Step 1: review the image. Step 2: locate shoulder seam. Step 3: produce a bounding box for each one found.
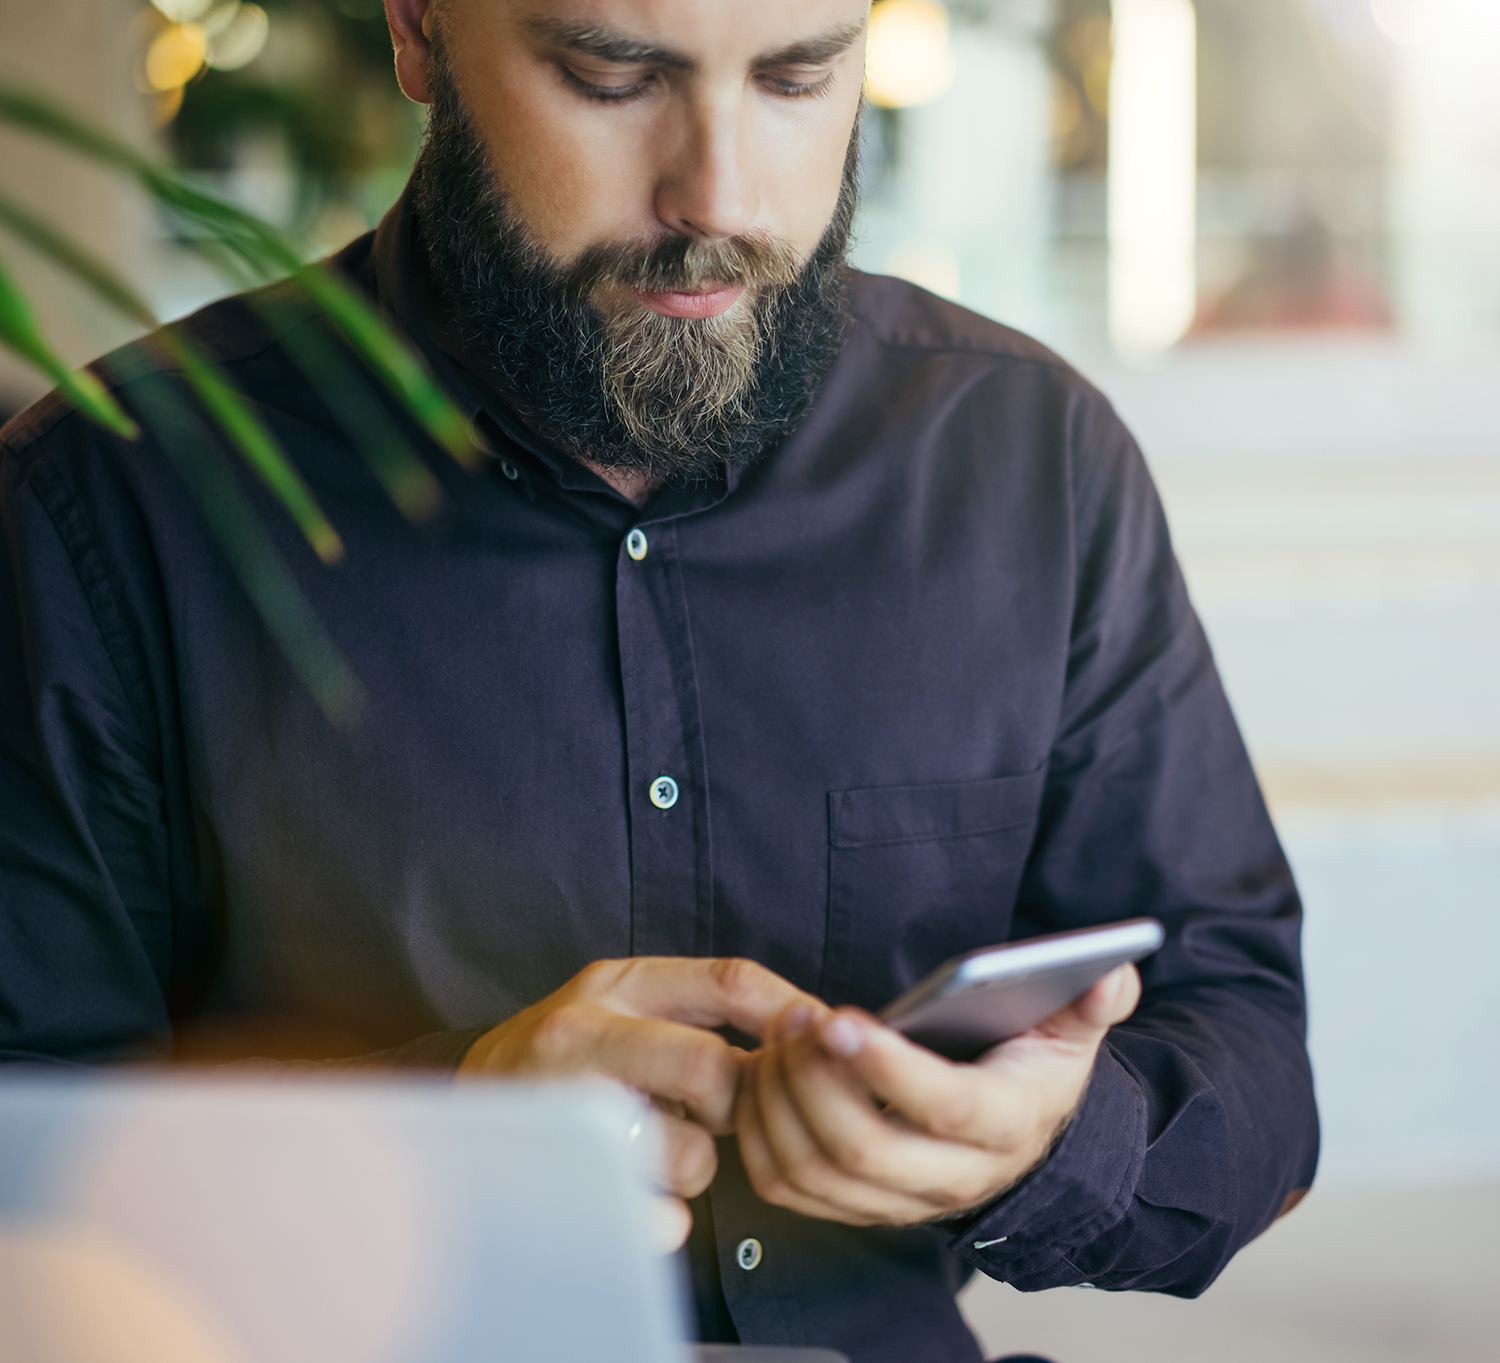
[846,301,1097,384]
[864,329,1081,372]
[849,319,1111,403]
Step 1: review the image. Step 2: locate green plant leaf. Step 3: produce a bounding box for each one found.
[291,266,483,470]
[153,327,345,564]
[123,361,367,728]
[252,291,444,520]
[0,80,500,727]
[0,189,156,328]
[0,188,343,563]
[0,186,437,528]
[0,83,478,469]
[0,254,139,438]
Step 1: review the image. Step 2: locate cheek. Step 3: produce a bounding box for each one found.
[477,99,641,254]
[450,49,645,258]
[753,102,860,257]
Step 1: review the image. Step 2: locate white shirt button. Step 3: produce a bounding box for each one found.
[735,1238,762,1271]
[499,460,519,481]
[649,776,679,809]
[626,529,648,561]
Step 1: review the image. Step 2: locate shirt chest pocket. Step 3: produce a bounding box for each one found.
[820,768,1047,1012]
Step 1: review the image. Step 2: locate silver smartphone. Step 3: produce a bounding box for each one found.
[879,918,1165,1061]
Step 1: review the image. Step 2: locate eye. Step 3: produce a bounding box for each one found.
[559,65,656,103]
[757,68,837,100]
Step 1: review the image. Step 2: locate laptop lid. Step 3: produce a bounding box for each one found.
[0,1075,689,1363]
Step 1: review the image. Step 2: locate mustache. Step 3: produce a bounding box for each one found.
[560,230,805,304]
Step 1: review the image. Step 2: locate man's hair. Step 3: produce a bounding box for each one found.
[411,27,858,483]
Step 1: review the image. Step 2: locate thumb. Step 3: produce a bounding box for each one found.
[1073,962,1142,1029]
[1042,964,1142,1040]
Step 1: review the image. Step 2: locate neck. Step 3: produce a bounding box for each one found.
[582,460,662,508]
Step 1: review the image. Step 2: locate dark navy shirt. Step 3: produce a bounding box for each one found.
[0,195,1318,1363]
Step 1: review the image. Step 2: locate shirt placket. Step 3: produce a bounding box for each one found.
[615,516,713,958]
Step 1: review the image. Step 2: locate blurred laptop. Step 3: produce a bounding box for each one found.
[0,1076,844,1363]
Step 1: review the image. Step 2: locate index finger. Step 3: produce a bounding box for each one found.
[583,957,821,1040]
[565,1011,745,1132]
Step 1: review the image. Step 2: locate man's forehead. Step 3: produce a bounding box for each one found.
[510,0,870,67]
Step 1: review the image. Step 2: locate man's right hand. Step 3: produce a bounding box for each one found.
[458,957,816,1245]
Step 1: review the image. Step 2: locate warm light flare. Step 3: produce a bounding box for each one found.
[140,3,271,125]
[865,0,956,109]
[0,1222,246,1363]
[145,23,207,93]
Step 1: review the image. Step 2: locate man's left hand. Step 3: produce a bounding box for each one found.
[735,965,1142,1226]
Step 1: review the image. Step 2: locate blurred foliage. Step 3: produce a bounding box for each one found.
[0,82,475,725]
[1047,0,1111,171]
[163,0,423,229]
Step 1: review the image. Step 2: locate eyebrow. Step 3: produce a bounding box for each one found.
[525,16,866,72]
[754,22,867,69]
[526,17,692,69]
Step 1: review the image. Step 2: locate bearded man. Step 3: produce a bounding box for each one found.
[0,3,1317,1361]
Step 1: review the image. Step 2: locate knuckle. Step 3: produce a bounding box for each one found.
[530,1004,593,1064]
[708,956,762,1002]
[939,1179,988,1212]
[741,1148,788,1204]
[782,1148,828,1196]
[757,1172,794,1207]
[780,1168,818,1202]
[988,1114,1027,1154]
[576,958,627,997]
[828,1131,878,1179]
[931,1089,979,1137]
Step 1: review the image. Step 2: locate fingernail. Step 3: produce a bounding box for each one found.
[785,1004,816,1039]
[821,1015,863,1057]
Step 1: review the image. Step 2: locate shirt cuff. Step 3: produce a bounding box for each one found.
[941,1044,1147,1291]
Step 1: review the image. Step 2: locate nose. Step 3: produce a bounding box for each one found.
[654,95,760,242]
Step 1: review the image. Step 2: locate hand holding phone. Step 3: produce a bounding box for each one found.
[879,918,1164,1061]
[735,920,1153,1229]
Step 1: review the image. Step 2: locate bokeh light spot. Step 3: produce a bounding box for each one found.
[206,5,270,73]
[865,0,956,109]
[151,0,215,23]
[145,23,207,93]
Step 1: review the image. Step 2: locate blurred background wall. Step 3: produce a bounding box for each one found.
[2,2,1497,1358]
[859,0,1500,1195]
[0,0,155,407]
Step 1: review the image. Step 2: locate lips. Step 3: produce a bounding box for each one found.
[636,284,745,319]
